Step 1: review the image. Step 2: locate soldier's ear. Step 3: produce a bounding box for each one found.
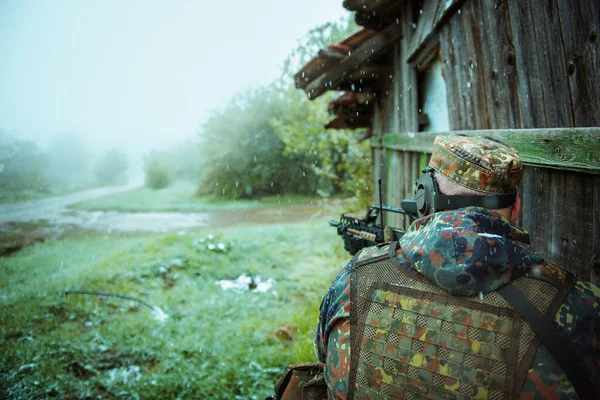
[510,196,521,222]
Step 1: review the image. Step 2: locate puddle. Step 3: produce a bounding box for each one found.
[217,274,275,293]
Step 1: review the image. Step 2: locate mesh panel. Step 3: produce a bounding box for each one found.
[433,373,445,387]
[481,291,510,307]
[463,353,477,369]
[404,392,417,400]
[512,278,557,314]
[467,326,482,341]
[369,302,383,316]
[304,388,326,400]
[489,388,505,400]
[438,347,450,361]
[495,332,511,349]
[460,381,476,396]
[492,360,508,375]
[416,314,429,327]
[383,357,395,371]
[364,325,376,340]
[380,382,393,396]
[411,339,424,353]
[441,320,454,334]
[407,365,419,379]
[388,331,400,346]
[360,350,372,363]
[392,308,405,321]
[518,324,536,363]
[356,372,369,388]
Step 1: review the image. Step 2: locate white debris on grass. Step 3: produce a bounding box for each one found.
[152,306,169,322]
[217,274,275,293]
[107,365,141,384]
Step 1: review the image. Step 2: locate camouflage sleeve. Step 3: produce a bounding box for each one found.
[315,262,352,363]
[554,280,600,382]
[325,319,351,400]
[521,280,600,399]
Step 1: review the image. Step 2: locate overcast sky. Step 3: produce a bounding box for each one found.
[0,0,349,153]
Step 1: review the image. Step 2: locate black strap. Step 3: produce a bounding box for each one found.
[498,283,597,399]
[433,192,516,210]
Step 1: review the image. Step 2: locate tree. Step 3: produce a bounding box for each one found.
[0,132,50,192]
[144,151,173,189]
[94,148,129,185]
[198,84,307,199]
[195,15,372,205]
[45,133,92,188]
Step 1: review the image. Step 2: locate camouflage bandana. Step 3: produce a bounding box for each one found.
[400,207,543,296]
[428,135,523,194]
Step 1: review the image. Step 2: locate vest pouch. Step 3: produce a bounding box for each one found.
[271,362,327,400]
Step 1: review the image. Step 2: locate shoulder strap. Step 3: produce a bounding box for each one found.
[498,275,598,399]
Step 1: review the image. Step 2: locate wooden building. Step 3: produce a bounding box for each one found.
[295,0,600,282]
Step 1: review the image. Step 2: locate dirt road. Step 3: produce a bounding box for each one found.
[0,185,327,234]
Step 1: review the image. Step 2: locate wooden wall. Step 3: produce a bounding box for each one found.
[376,0,600,281]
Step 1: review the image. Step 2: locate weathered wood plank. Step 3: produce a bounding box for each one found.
[449,11,475,130]
[556,0,600,127]
[407,0,440,64]
[372,104,388,207]
[400,1,419,133]
[549,170,594,279]
[475,0,520,129]
[386,150,402,228]
[520,166,552,263]
[375,128,600,174]
[530,0,574,127]
[520,167,595,281]
[402,152,412,228]
[462,1,489,130]
[439,25,461,129]
[508,0,575,128]
[407,0,469,63]
[390,43,402,133]
[409,152,421,229]
[304,23,403,99]
[507,0,546,127]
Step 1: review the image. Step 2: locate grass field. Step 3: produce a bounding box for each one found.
[0,183,99,205]
[0,221,349,399]
[70,181,321,213]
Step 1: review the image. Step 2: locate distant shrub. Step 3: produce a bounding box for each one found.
[144,152,173,189]
[94,148,129,185]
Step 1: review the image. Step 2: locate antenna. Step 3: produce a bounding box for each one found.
[378,178,384,228]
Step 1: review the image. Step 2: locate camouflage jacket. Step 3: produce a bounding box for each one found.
[316,207,600,399]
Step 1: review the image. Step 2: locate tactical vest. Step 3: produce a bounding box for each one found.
[348,242,578,400]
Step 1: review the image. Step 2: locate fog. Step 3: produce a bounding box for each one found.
[0,0,348,174]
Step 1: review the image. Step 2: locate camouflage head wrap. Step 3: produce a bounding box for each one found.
[428,135,523,194]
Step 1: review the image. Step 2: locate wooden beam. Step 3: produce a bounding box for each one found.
[304,23,403,99]
[407,0,468,64]
[372,128,600,174]
[343,0,395,12]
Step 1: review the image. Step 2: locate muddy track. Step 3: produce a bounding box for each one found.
[0,185,332,254]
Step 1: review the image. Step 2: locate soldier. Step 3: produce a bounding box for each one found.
[315,135,599,399]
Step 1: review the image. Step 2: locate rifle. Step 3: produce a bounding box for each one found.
[329,178,420,255]
[328,203,416,256]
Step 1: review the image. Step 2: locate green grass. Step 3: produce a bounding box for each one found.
[0,221,349,399]
[69,181,321,212]
[0,183,100,204]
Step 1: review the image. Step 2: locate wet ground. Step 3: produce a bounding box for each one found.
[0,185,331,254]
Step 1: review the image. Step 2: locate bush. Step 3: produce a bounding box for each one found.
[94,148,129,185]
[144,152,173,189]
